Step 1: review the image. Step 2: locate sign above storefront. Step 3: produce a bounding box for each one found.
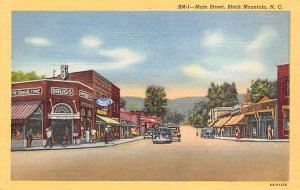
[79,90,92,100]
[51,87,73,96]
[60,65,69,80]
[12,87,42,97]
[96,98,113,107]
[97,109,107,116]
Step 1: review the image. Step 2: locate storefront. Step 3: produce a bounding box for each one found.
[11,79,94,148]
[224,114,245,137]
[95,115,121,141]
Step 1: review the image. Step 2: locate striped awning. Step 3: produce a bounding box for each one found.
[213,116,231,128]
[11,101,41,120]
[96,115,121,125]
[225,114,245,127]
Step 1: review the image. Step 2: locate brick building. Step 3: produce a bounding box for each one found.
[277,64,289,139]
[11,79,93,148]
[60,70,121,141]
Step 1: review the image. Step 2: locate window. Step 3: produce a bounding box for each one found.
[87,109,92,117]
[81,107,86,116]
[96,92,101,99]
[53,103,73,113]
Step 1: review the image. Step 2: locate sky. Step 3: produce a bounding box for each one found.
[12,12,290,99]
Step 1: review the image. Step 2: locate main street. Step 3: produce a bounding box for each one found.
[12,125,288,181]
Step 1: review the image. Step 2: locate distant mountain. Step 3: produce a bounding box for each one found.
[122,94,245,119]
[122,96,208,118]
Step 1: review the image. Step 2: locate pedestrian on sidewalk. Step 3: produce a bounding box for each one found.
[91,127,97,144]
[267,125,272,140]
[44,126,53,148]
[104,125,109,144]
[26,127,33,148]
[62,125,70,145]
[235,126,240,142]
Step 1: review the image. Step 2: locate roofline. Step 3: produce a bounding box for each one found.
[11,79,93,90]
[276,63,289,67]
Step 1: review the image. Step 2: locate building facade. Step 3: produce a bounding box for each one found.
[277,64,289,139]
[11,79,93,148]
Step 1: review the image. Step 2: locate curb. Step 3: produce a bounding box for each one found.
[11,137,144,151]
[214,137,289,142]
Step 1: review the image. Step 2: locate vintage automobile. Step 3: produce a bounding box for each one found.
[152,127,172,144]
[143,128,155,139]
[169,126,181,142]
[201,127,215,139]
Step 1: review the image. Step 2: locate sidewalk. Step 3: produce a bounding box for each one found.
[12,136,144,151]
[214,136,289,142]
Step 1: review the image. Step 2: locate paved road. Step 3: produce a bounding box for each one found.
[11,125,289,181]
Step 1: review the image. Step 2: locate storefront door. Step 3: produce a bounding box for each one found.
[51,119,73,145]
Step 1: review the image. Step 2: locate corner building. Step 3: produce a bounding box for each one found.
[11,79,93,148]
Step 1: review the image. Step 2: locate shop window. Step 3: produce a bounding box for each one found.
[87,109,92,117]
[283,117,289,130]
[53,103,73,113]
[81,107,86,116]
[96,92,101,99]
[11,126,23,140]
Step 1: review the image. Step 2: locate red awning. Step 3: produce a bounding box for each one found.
[11,101,41,120]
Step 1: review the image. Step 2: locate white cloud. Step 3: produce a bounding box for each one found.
[245,27,277,54]
[182,64,210,78]
[98,48,145,69]
[24,37,50,46]
[220,60,266,75]
[81,36,102,48]
[202,32,224,47]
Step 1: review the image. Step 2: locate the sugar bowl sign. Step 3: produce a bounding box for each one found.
[12,87,42,97]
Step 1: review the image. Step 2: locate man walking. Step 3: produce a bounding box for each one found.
[26,127,33,148]
[44,126,53,148]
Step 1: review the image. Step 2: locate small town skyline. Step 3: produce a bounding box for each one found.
[12,11,289,99]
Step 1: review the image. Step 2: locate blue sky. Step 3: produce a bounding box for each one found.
[12,11,289,99]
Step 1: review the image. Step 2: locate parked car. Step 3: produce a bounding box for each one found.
[143,128,155,139]
[201,127,215,139]
[152,127,172,144]
[169,126,181,142]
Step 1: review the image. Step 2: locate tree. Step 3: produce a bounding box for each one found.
[207,82,239,109]
[11,71,45,82]
[187,101,209,128]
[166,110,185,126]
[144,85,168,118]
[120,97,126,108]
[250,79,277,103]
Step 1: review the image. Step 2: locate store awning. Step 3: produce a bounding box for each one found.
[213,116,231,128]
[11,100,41,120]
[208,120,216,127]
[96,115,121,125]
[225,114,245,127]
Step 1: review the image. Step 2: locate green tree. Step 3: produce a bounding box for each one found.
[11,71,45,82]
[120,97,126,108]
[144,85,168,118]
[250,79,277,103]
[167,110,185,126]
[188,101,208,128]
[207,82,239,109]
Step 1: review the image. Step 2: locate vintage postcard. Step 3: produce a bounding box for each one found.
[0,0,300,189]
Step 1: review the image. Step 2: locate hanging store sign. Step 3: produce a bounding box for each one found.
[51,87,73,96]
[96,98,113,107]
[79,90,92,100]
[97,109,107,116]
[12,87,42,97]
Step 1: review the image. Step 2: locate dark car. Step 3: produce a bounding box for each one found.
[201,127,215,139]
[169,126,181,142]
[143,128,155,139]
[152,127,172,144]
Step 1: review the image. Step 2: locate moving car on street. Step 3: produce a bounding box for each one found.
[152,127,172,144]
[143,128,155,139]
[169,126,181,142]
